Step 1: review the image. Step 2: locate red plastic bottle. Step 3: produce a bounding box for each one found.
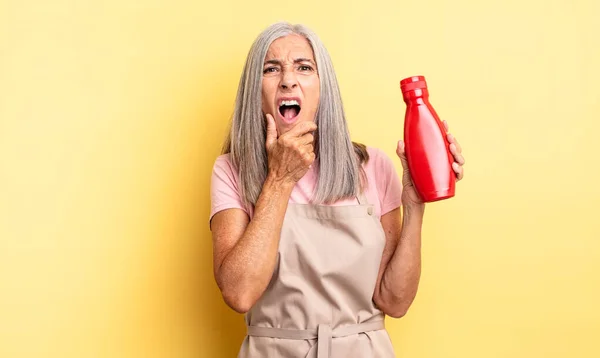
[400,76,455,202]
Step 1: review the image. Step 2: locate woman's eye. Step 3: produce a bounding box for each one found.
[263,67,278,74]
[299,65,313,71]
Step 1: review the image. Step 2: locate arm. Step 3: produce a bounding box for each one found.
[211,176,294,313]
[211,115,316,313]
[373,204,425,318]
[373,123,465,317]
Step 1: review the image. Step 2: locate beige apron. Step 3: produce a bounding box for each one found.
[238,193,396,358]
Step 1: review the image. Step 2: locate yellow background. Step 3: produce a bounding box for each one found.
[1,0,599,357]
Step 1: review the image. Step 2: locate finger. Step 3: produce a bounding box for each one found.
[299,149,316,166]
[265,114,278,149]
[299,132,314,146]
[447,133,462,153]
[285,120,317,138]
[449,144,465,165]
[301,142,315,155]
[452,162,464,181]
[443,120,449,132]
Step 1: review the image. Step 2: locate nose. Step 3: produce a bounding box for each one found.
[280,70,298,90]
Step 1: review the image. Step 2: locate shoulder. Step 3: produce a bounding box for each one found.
[214,153,233,169]
[362,145,403,214]
[211,153,241,191]
[363,146,396,170]
[358,145,398,189]
[212,154,237,178]
[210,153,250,220]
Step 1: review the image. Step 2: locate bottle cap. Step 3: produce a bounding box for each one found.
[400,76,428,93]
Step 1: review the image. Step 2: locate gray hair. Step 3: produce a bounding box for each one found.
[222,22,362,206]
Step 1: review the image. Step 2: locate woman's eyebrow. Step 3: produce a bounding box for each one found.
[263,58,316,66]
[264,59,282,66]
[293,58,316,65]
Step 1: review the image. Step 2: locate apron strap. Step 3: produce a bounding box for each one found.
[356,190,369,206]
[247,320,385,358]
[357,191,375,215]
[317,324,331,358]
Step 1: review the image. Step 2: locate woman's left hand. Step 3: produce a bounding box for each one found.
[396,120,465,207]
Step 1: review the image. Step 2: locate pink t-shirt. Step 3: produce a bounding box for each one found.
[209,146,403,222]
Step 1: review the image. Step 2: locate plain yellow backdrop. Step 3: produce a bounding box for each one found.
[1,0,599,357]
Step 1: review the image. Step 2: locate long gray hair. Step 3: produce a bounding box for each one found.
[222,22,366,206]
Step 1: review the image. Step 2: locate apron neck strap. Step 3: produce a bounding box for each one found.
[356,191,369,206]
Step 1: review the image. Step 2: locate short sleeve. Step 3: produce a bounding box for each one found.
[372,148,403,216]
[209,154,250,223]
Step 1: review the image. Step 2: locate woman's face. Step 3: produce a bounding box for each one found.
[261,34,320,136]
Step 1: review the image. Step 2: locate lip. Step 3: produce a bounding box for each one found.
[276,96,302,124]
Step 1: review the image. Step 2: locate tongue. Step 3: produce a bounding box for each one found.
[283,106,299,120]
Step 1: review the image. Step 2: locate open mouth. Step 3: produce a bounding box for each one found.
[278,100,301,121]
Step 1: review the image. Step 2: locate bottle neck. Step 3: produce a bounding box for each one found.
[402,88,429,104]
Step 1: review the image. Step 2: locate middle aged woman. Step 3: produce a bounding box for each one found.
[209,22,465,357]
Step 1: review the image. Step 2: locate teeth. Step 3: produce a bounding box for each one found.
[279,100,299,106]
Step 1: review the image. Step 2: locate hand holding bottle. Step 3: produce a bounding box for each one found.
[396,119,465,206]
[399,76,466,203]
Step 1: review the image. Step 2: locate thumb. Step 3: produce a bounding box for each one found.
[265,113,277,149]
[396,140,409,171]
[397,140,415,188]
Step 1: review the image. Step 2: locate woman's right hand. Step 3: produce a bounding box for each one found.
[265,113,316,184]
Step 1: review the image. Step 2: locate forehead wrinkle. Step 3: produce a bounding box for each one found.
[264,38,315,64]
